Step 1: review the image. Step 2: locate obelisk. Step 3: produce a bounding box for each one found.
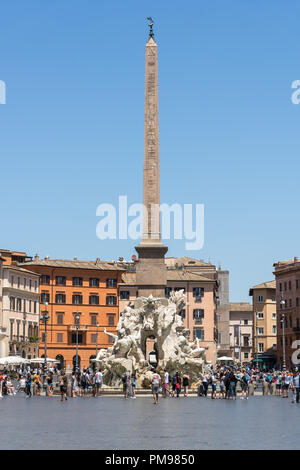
[135,18,168,298]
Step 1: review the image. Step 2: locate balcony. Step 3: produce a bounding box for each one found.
[68,324,89,332]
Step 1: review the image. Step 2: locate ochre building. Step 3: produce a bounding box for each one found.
[23,256,125,370]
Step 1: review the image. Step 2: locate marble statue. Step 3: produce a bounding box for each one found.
[95,290,206,387]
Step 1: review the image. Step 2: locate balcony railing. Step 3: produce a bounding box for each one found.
[68,324,89,331]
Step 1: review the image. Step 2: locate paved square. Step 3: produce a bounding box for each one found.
[0,395,299,450]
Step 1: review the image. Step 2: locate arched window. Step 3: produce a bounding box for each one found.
[56,354,64,371]
[72,355,81,372]
[89,355,96,372]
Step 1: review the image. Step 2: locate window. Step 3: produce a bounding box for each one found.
[296,298,299,307]
[165,287,172,299]
[23,278,26,289]
[57,333,63,343]
[29,279,32,291]
[106,279,117,288]
[17,277,20,288]
[289,299,292,307]
[194,328,204,340]
[90,314,97,326]
[272,296,276,302]
[41,275,50,285]
[29,300,32,313]
[120,291,130,300]
[72,277,83,286]
[56,276,66,286]
[258,327,264,334]
[42,333,45,343]
[57,314,64,325]
[108,336,114,344]
[258,312,264,319]
[244,352,249,359]
[10,297,15,311]
[89,278,99,287]
[244,319,248,325]
[107,314,115,326]
[259,343,264,352]
[34,280,38,291]
[284,282,287,291]
[10,276,14,287]
[272,313,276,319]
[91,334,97,344]
[297,280,299,290]
[272,325,277,334]
[34,301,37,314]
[289,281,292,290]
[41,292,50,304]
[70,333,83,344]
[193,309,204,321]
[89,295,99,305]
[56,293,66,304]
[106,296,117,306]
[244,336,250,347]
[72,294,83,304]
[290,316,293,328]
[174,287,185,293]
[193,287,204,301]
[279,283,282,292]
[258,295,264,302]
[16,298,22,311]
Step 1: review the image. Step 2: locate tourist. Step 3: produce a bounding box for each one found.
[94,369,103,397]
[163,369,173,397]
[59,372,68,401]
[5,376,16,396]
[201,372,208,397]
[291,370,300,404]
[282,372,291,398]
[175,371,181,398]
[46,371,53,397]
[131,374,136,399]
[171,373,177,396]
[210,372,217,399]
[71,372,78,398]
[18,375,26,394]
[81,369,90,396]
[241,370,249,400]
[182,373,189,398]
[229,370,237,400]
[26,373,32,398]
[151,369,161,405]
[218,372,226,399]
[122,371,131,398]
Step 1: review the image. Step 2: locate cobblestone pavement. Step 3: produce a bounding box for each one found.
[0,394,299,450]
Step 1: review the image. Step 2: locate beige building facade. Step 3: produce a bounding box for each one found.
[249,280,277,368]
[0,264,40,358]
[229,303,253,364]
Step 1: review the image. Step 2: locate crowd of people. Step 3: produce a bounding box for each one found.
[1,364,299,405]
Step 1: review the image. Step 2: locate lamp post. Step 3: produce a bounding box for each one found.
[255,309,259,371]
[96,320,99,357]
[75,314,80,374]
[40,301,50,395]
[280,293,286,371]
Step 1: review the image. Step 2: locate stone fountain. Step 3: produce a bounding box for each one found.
[96,290,206,388]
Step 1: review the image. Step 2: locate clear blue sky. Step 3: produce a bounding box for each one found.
[1,1,299,302]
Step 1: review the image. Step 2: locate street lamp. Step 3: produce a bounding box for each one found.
[40,301,50,394]
[75,314,80,374]
[255,309,259,372]
[280,293,286,371]
[96,320,99,357]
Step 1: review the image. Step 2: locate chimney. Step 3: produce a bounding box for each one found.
[44,255,50,260]
[74,257,78,260]
[95,257,101,265]
[119,257,124,262]
[294,256,298,263]
[34,254,39,261]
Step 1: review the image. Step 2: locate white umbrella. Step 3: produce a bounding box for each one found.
[0,356,28,365]
[29,357,59,364]
[217,356,234,361]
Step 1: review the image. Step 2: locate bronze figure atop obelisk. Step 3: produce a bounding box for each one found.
[135,18,168,298]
